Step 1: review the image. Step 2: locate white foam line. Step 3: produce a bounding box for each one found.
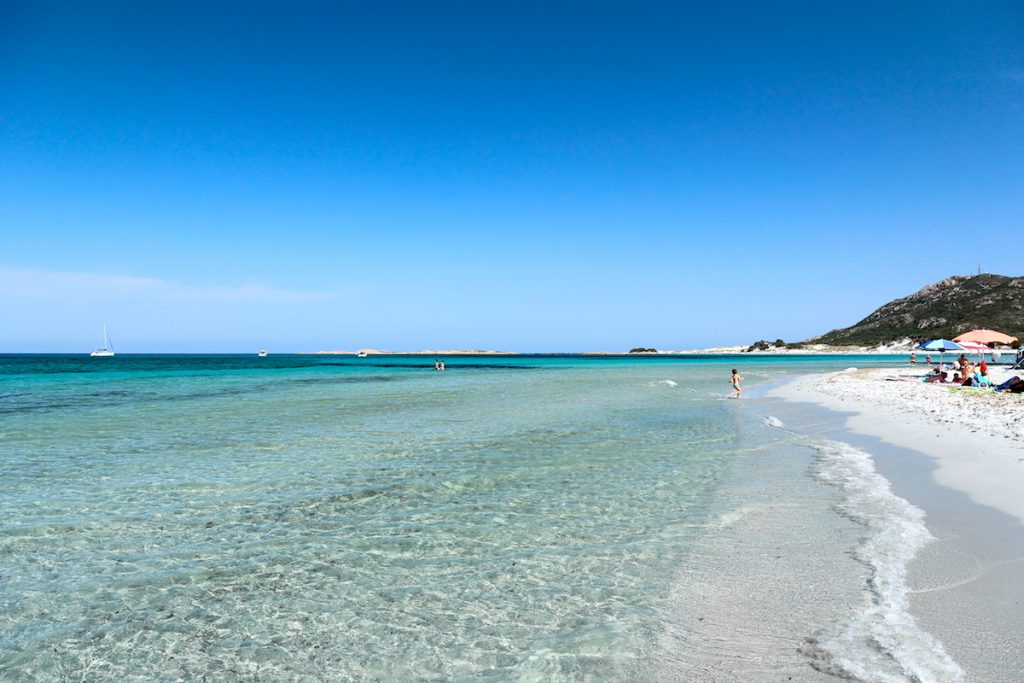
[809,438,965,683]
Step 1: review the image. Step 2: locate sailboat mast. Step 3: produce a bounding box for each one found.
[90,324,115,356]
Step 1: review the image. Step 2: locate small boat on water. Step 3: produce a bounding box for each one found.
[90,325,115,357]
[356,351,368,358]
[258,350,268,357]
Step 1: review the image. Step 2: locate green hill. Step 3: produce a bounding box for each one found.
[808,274,1024,347]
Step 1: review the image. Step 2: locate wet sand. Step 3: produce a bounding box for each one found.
[649,401,867,681]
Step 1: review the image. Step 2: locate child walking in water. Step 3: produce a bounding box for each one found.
[731,368,743,398]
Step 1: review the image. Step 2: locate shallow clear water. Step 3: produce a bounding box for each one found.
[1,354,913,680]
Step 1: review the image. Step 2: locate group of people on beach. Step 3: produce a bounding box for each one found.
[920,353,1024,392]
[921,353,990,386]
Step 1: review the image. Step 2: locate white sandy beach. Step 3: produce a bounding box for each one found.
[772,364,1024,526]
[668,341,922,354]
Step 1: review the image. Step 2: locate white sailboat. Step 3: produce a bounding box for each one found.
[90,325,115,357]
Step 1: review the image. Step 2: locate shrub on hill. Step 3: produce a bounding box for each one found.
[808,274,1024,346]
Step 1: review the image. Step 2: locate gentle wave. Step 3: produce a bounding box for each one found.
[804,438,964,682]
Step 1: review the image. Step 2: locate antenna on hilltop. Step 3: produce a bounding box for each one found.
[977,263,981,275]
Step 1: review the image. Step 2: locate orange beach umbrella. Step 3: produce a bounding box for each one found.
[953,329,1018,345]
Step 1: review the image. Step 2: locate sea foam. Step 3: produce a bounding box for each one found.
[806,439,965,683]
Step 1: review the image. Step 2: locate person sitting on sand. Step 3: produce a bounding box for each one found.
[973,366,994,387]
[923,370,948,383]
[730,369,743,398]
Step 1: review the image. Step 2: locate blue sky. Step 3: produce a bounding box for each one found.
[2,1,1022,352]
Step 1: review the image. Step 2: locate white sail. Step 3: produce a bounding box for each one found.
[90,325,115,357]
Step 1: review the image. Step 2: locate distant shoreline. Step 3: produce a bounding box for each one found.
[307,343,930,356]
[12,343,1014,356]
[309,349,517,356]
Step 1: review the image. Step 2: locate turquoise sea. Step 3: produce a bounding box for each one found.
[3,353,956,681]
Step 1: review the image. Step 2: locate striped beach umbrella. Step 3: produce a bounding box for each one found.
[956,340,991,360]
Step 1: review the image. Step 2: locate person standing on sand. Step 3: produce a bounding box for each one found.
[730,369,742,398]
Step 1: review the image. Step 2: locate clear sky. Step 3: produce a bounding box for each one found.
[2,1,1022,352]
